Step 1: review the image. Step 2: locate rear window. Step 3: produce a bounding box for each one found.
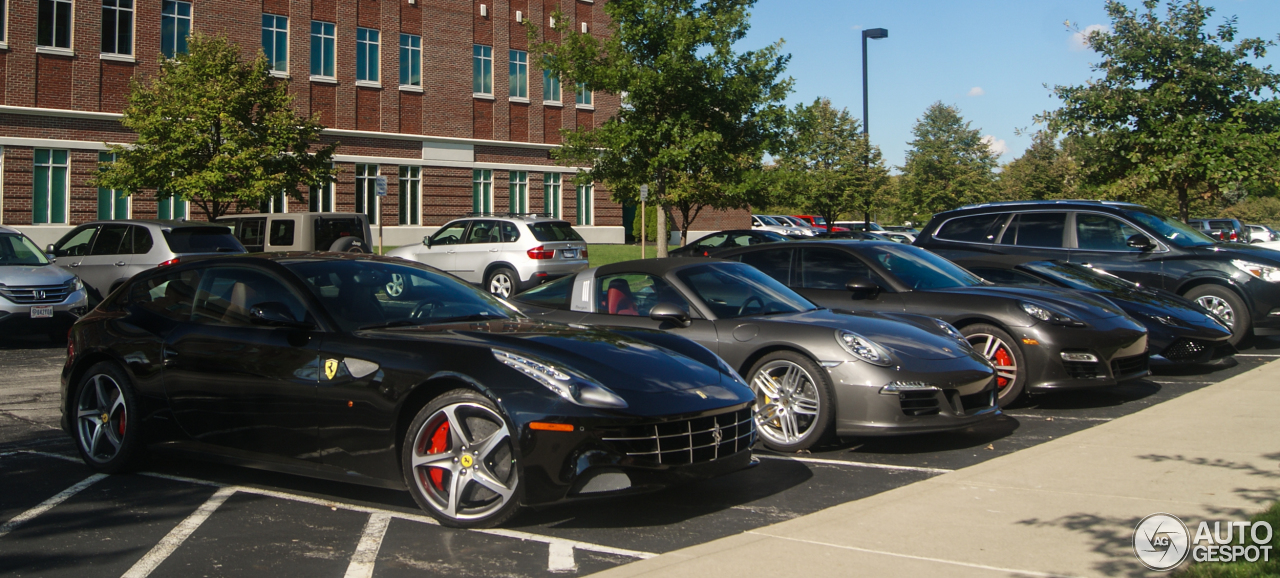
[315,217,366,251]
[516,275,574,308]
[162,227,244,254]
[528,221,584,242]
[935,213,1007,243]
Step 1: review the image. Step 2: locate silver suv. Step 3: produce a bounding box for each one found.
[48,220,244,303]
[0,225,88,339]
[387,214,588,297]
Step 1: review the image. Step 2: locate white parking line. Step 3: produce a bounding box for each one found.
[121,486,237,578]
[1152,381,1216,385]
[343,512,391,578]
[1235,353,1280,357]
[0,473,106,539]
[548,541,577,573]
[755,454,953,475]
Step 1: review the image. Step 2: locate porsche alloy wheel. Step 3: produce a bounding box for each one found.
[404,391,521,527]
[962,323,1026,407]
[748,352,834,452]
[74,363,145,473]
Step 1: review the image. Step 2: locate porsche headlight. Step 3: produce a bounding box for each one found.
[934,319,972,351]
[1020,301,1082,326]
[492,349,627,409]
[836,330,893,366]
[1231,260,1280,283]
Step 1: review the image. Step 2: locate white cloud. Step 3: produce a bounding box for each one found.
[982,135,1009,157]
[1070,24,1107,51]
[967,86,985,97]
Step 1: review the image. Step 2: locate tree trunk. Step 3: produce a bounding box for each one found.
[1177,182,1189,223]
[864,210,871,230]
[656,173,668,258]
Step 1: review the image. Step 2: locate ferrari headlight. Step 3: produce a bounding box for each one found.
[836,330,893,366]
[1020,301,1081,326]
[492,349,627,409]
[1231,260,1280,283]
[934,319,972,351]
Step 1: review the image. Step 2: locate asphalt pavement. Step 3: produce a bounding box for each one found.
[1,333,1276,577]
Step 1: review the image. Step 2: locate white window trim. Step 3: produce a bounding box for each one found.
[509,171,528,213]
[544,173,562,219]
[355,164,381,225]
[310,75,337,84]
[543,100,562,107]
[509,96,529,104]
[355,80,381,89]
[262,13,289,74]
[473,170,494,213]
[101,0,135,57]
[160,0,193,59]
[0,0,8,49]
[576,103,595,111]
[509,49,528,100]
[33,149,70,225]
[356,27,380,83]
[310,178,335,213]
[269,69,289,79]
[399,84,423,93]
[37,0,75,51]
[100,53,136,63]
[399,166,421,226]
[158,195,189,220]
[473,44,493,97]
[473,93,495,100]
[310,20,337,79]
[35,46,75,57]
[399,33,422,88]
[577,183,594,226]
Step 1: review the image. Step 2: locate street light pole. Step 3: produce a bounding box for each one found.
[861,28,888,136]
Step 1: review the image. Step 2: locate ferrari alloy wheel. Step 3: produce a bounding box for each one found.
[403,390,522,528]
[748,352,834,452]
[962,323,1026,408]
[74,362,145,473]
[385,273,406,298]
[486,268,516,298]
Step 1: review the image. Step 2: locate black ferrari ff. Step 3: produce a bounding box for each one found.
[715,241,1150,407]
[60,253,756,528]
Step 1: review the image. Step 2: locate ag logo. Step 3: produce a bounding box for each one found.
[323,359,339,381]
[1134,512,1190,571]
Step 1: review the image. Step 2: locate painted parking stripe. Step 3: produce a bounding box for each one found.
[0,473,107,539]
[1152,381,1216,385]
[343,513,391,578]
[1234,353,1280,357]
[548,541,577,572]
[755,454,953,475]
[121,486,237,578]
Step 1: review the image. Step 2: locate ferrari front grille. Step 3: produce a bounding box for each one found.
[602,407,755,466]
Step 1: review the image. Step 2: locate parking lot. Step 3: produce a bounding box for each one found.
[2,333,1277,577]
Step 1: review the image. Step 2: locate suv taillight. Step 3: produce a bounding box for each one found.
[527,246,555,260]
[159,257,180,267]
[1230,230,1238,241]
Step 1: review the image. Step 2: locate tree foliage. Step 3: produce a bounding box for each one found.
[1221,196,1280,226]
[1041,0,1280,222]
[773,98,888,229]
[528,0,791,252]
[96,33,337,221]
[899,102,999,217]
[997,130,1080,201]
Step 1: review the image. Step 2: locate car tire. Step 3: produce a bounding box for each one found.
[485,267,517,299]
[747,351,835,452]
[73,362,147,474]
[961,323,1026,408]
[402,389,522,528]
[1184,285,1251,347]
[328,236,369,253]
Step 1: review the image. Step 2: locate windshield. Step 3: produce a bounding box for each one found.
[0,234,50,266]
[757,215,781,226]
[284,259,520,332]
[163,227,245,254]
[866,244,986,290]
[811,216,827,225]
[528,221,585,242]
[1021,261,1138,293]
[675,262,815,319]
[1121,210,1216,248]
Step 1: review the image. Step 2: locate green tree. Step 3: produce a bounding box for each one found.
[997,130,1080,201]
[1221,196,1280,226]
[773,98,887,230]
[1042,0,1280,222]
[528,0,792,254]
[899,102,999,216]
[96,33,337,221]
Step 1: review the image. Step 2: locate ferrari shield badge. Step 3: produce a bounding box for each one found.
[324,359,339,381]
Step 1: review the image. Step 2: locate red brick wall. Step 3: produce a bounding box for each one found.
[35,55,73,109]
[355,87,379,131]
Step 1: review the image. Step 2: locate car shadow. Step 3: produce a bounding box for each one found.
[820,414,1021,456]
[1150,357,1238,376]
[0,334,64,351]
[1018,380,1162,410]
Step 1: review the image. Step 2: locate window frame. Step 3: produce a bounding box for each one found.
[509,171,528,213]
[473,44,493,97]
[261,13,289,75]
[542,68,561,104]
[354,164,380,226]
[398,165,421,225]
[543,173,561,219]
[97,151,130,220]
[33,149,70,225]
[575,82,594,109]
[0,0,9,47]
[309,20,337,81]
[399,33,422,89]
[37,0,74,52]
[309,176,335,213]
[101,0,135,57]
[261,191,288,214]
[355,27,380,85]
[160,0,192,58]
[509,49,528,100]
[156,193,188,220]
[575,182,593,226]
[472,169,493,213]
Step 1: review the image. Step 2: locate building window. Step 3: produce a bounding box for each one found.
[309,178,334,212]
[576,182,593,226]
[356,28,379,83]
[261,192,287,213]
[157,194,187,220]
[473,45,493,95]
[576,83,593,107]
[262,14,288,73]
[400,34,421,87]
[0,1,7,44]
[160,1,192,58]
[472,170,493,213]
[97,152,130,220]
[310,21,336,78]
[398,166,420,225]
[543,173,561,219]
[509,171,527,213]
[543,69,561,103]
[38,0,73,49]
[354,164,379,225]
[102,0,134,56]
[33,149,69,224]
[509,50,528,99]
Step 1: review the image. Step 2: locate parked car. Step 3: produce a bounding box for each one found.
[1187,218,1246,243]
[792,215,849,232]
[1246,224,1279,243]
[883,226,921,234]
[878,231,916,244]
[513,259,999,451]
[715,240,1149,407]
[771,215,821,236]
[959,260,1235,365]
[669,230,791,258]
[914,200,1280,346]
[62,253,756,527]
[751,215,807,237]
[812,231,894,241]
[216,212,372,253]
[835,221,885,232]
[48,220,244,303]
[0,225,89,340]
[386,214,588,298]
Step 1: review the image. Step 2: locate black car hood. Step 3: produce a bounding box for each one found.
[1186,243,1280,266]
[1099,288,1232,339]
[925,285,1124,320]
[746,308,968,361]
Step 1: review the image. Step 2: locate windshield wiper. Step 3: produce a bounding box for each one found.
[358,319,425,330]
[423,313,511,324]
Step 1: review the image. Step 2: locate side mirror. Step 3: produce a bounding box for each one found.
[649,302,692,328]
[845,277,882,299]
[1126,234,1153,251]
[423,235,432,247]
[46,253,56,261]
[249,302,314,329]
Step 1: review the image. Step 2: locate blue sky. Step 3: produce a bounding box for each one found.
[741,0,1280,170]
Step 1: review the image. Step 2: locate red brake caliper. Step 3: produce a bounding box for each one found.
[118,411,126,437]
[423,420,450,490]
[994,347,1012,388]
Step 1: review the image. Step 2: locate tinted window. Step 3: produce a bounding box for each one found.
[315,217,366,251]
[0,234,50,265]
[89,224,130,256]
[191,266,310,327]
[430,222,468,246]
[516,275,573,308]
[269,219,296,247]
[936,213,1006,243]
[675,263,814,319]
[237,219,266,250]
[800,248,877,290]
[54,226,97,257]
[1075,213,1143,251]
[500,221,521,243]
[1000,213,1066,248]
[163,227,244,254]
[128,269,202,321]
[863,244,985,290]
[597,273,690,316]
[967,267,1050,287]
[1122,210,1215,247]
[528,221,584,242]
[465,220,501,244]
[737,248,792,283]
[130,226,154,255]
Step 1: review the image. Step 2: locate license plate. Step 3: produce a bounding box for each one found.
[562,250,578,259]
[30,305,53,319]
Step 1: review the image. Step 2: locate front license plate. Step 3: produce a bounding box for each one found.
[30,305,53,319]
[562,250,578,259]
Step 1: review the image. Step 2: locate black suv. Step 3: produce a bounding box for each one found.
[915,200,1280,346]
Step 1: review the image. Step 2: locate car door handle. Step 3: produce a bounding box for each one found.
[489,248,499,252]
[447,250,457,254]
[68,262,79,268]
[162,347,178,367]
[115,261,126,267]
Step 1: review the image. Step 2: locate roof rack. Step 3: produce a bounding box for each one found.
[464,212,556,219]
[954,199,1145,211]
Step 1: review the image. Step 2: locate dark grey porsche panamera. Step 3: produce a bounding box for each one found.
[513,259,1000,452]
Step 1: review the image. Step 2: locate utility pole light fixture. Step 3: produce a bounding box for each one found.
[861,27,888,136]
